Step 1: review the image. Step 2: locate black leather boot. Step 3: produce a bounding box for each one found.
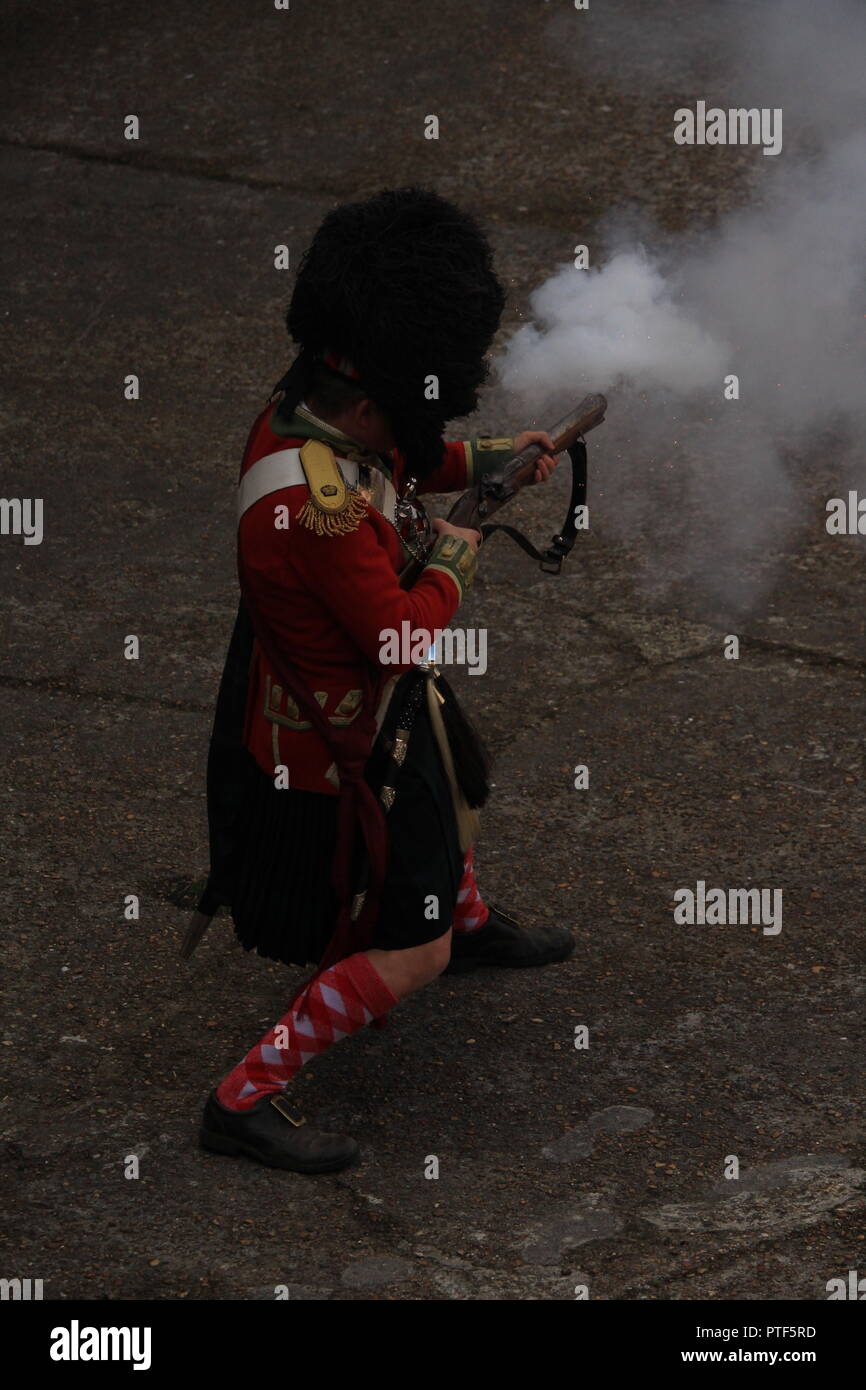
[200,1087,359,1174]
[445,904,575,974]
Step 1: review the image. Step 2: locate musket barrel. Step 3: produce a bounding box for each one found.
[445,393,606,528]
[400,392,607,585]
[487,393,607,493]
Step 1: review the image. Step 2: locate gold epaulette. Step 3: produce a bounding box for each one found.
[295,439,368,536]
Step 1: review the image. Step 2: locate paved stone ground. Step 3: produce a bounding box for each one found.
[1,1,863,1301]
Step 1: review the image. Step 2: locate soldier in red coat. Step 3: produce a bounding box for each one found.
[194,189,574,1173]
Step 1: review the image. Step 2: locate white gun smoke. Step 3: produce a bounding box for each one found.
[497,0,866,609]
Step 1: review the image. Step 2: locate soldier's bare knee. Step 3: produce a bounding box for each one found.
[421,928,453,983]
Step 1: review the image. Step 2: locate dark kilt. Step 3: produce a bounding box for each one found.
[229,673,463,967]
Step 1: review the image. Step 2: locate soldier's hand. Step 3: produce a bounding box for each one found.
[514,429,558,483]
[431,516,483,552]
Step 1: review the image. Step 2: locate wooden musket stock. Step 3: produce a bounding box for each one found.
[399,392,607,587]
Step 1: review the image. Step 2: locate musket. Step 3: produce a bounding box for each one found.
[399,392,607,587]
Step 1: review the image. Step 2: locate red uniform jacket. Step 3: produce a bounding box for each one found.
[237,402,512,795]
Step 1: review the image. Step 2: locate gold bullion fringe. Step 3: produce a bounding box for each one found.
[295,489,368,536]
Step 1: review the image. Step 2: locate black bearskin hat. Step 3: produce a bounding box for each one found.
[279,188,505,479]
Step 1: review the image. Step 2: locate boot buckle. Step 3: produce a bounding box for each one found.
[270,1094,307,1126]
